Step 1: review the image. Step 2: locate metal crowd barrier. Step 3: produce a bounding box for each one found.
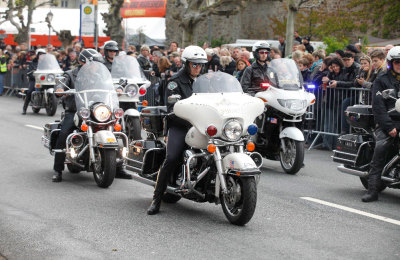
[304,86,372,150]
[4,67,29,96]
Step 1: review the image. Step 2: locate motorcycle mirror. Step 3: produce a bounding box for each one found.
[118,78,127,86]
[395,99,400,113]
[168,94,181,104]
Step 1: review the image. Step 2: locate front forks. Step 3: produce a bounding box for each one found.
[87,126,96,165]
[214,147,228,196]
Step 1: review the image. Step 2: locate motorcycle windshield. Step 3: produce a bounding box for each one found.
[37,54,62,71]
[111,55,146,81]
[75,61,119,110]
[267,58,303,90]
[193,72,243,93]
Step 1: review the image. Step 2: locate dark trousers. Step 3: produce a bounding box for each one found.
[53,113,76,172]
[368,128,396,190]
[23,80,35,111]
[153,126,187,200]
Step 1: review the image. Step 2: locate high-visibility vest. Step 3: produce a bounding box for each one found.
[0,56,6,73]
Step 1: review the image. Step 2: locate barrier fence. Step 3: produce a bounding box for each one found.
[304,86,372,150]
[3,67,29,96]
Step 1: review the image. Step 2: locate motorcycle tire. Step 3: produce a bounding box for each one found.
[280,139,304,175]
[46,94,58,116]
[93,149,116,188]
[32,107,41,113]
[162,193,181,203]
[126,117,142,141]
[221,176,257,226]
[67,164,81,174]
[359,177,387,192]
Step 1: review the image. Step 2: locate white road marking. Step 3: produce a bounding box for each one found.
[301,197,400,226]
[25,124,43,131]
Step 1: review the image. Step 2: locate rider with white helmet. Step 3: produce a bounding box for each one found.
[240,41,271,94]
[362,46,400,202]
[147,45,207,215]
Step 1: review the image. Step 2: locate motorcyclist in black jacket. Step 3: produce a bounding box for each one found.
[52,49,103,182]
[240,41,271,95]
[22,49,46,114]
[102,40,119,72]
[147,45,208,215]
[362,46,400,202]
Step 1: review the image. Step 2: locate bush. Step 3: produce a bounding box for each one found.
[323,36,349,55]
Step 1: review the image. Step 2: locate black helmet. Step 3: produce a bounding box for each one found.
[78,48,103,63]
[103,40,119,58]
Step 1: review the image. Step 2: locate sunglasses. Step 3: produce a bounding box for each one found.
[191,63,203,68]
[393,60,400,65]
[258,51,269,54]
[108,50,118,53]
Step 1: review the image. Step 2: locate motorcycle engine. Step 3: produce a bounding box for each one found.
[388,166,400,181]
[184,149,198,170]
[31,91,42,105]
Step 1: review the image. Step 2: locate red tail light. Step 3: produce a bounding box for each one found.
[260,82,271,90]
[206,125,217,137]
[139,87,146,95]
[40,75,45,81]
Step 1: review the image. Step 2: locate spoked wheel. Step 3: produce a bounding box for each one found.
[280,138,304,175]
[221,176,257,226]
[45,94,58,116]
[126,117,142,142]
[32,107,41,113]
[93,149,116,188]
[360,177,387,192]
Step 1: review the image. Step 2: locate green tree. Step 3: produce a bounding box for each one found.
[323,36,348,55]
[102,0,125,47]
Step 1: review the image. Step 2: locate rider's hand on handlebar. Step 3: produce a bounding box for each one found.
[389,128,397,137]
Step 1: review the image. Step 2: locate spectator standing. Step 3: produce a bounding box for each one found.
[0,49,7,96]
[298,58,311,82]
[167,41,178,55]
[302,36,314,54]
[219,48,236,75]
[345,44,360,64]
[241,50,251,65]
[205,48,222,72]
[231,47,242,62]
[278,36,286,57]
[234,58,248,82]
[294,31,302,44]
[171,56,183,73]
[384,45,394,56]
[137,45,152,71]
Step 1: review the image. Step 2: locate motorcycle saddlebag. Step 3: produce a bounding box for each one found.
[345,105,374,130]
[128,140,165,177]
[43,121,61,149]
[332,134,374,169]
[140,106,167,135]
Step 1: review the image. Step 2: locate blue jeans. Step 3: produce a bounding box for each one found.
[0,73,4,95]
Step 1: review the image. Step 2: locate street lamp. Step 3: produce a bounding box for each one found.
[45,10,54,45]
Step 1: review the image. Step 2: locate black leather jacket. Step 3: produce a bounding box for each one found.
[26,59,39,81]
[240,60,269,94]
[372,71,400,134]
[56,66,81,113]
[103,58,113,72]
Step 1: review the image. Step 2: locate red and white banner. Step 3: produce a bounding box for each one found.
[121,0,167,18]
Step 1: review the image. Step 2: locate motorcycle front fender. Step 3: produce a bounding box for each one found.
[222,153,260,176]
[94,130,119,148]
[124,109,140,118]
[47,88,54,94]
[279,127,304,142]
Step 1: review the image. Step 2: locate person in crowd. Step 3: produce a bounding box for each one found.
[302,36,314,54]
[345,44,360,64]
[219,48,236,75]
[241,50,251,65]
[335,49,345,59]
[171,56,183,73]
[292,41,301,52]
[202,41,210,50]
[74,43,82,55]
[52,49,103,182]
[309,49,325,79]
[303,53,314,69]
[147,46,208,215]
[56,50,67,67]
[240,41,270,94]
[354,55,373,104]
[298,58,311,82]
[232,47,242,62]
[312,56,333,87]
[234,58,248,82]
[269,47,281,60]
[156,56,173,105]
[362,46,400,202]
[294,31,302,43]
[167,41,178,55]
[102,40,119,72]
[63,47,73,71]
[68,51,79,70]
[292,50,304,64]
[22,49,46,114]
[137,44,152,71]
[205,48,221,72]
[384,45,394,56]
[297,44,306,53]
[278,36,286,57]
[151,51,164,77]
[127,45,136,54]
[46,44,54,54]
[0,49,7,96]
[168,51,180,64]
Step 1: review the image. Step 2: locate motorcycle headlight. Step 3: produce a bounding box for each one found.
[223,120,243,141]
[47,74,55,82]
[277,99,307,111]
[93,104,111,122]
[125,84,138,97]
[79,107,90,119]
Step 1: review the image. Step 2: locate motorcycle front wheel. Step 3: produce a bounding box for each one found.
[221,176,257,226]
[126,117,142,141]
[93,149,116,188]
[45,94,58,116]
[280,138,304,175]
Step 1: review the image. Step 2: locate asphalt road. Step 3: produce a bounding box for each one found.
[0,95,399,260]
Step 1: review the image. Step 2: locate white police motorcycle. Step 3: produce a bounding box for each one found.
[254,58,315,174]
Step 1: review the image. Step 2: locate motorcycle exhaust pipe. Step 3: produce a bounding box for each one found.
[130,171,178,194]
[337,165,368,178]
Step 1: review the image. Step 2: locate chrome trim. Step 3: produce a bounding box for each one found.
[222,119,243,142]
[92,103,112,122]
[337,165,368,177]
[382,155,400,176]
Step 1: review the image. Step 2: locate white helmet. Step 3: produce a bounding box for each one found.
[181,46,207,64]
[36,48,46,55]
[387,46,400,61]
[252,41,271,52]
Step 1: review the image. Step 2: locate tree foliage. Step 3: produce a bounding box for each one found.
[323,36,348,55]
[101,0,124,47]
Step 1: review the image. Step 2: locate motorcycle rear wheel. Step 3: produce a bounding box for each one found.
[280,139,304,175]
[359,177,387,192]
[221,176,257,226]
[45,94,58,116]
[93,149,116,188]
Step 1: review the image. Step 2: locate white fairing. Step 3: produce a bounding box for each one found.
[185,127,209,149]
[175,93,264,139]
[256,88,315,116]
[34,54,63,85]
[279,127,305,141]
[222,153,259,172]
[395,99,400,113]
[94,130,118,145]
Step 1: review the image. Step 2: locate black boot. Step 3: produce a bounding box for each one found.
[147,173,167,215]
[115,167,132,179]
[362,176,378,202]
[52,171,62,182]
[361,191,378,202]
[147,199,161,215]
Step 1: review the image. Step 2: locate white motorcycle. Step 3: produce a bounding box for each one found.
[254,58,315,174]
[125,72,265,225]
[111,55,151,141]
